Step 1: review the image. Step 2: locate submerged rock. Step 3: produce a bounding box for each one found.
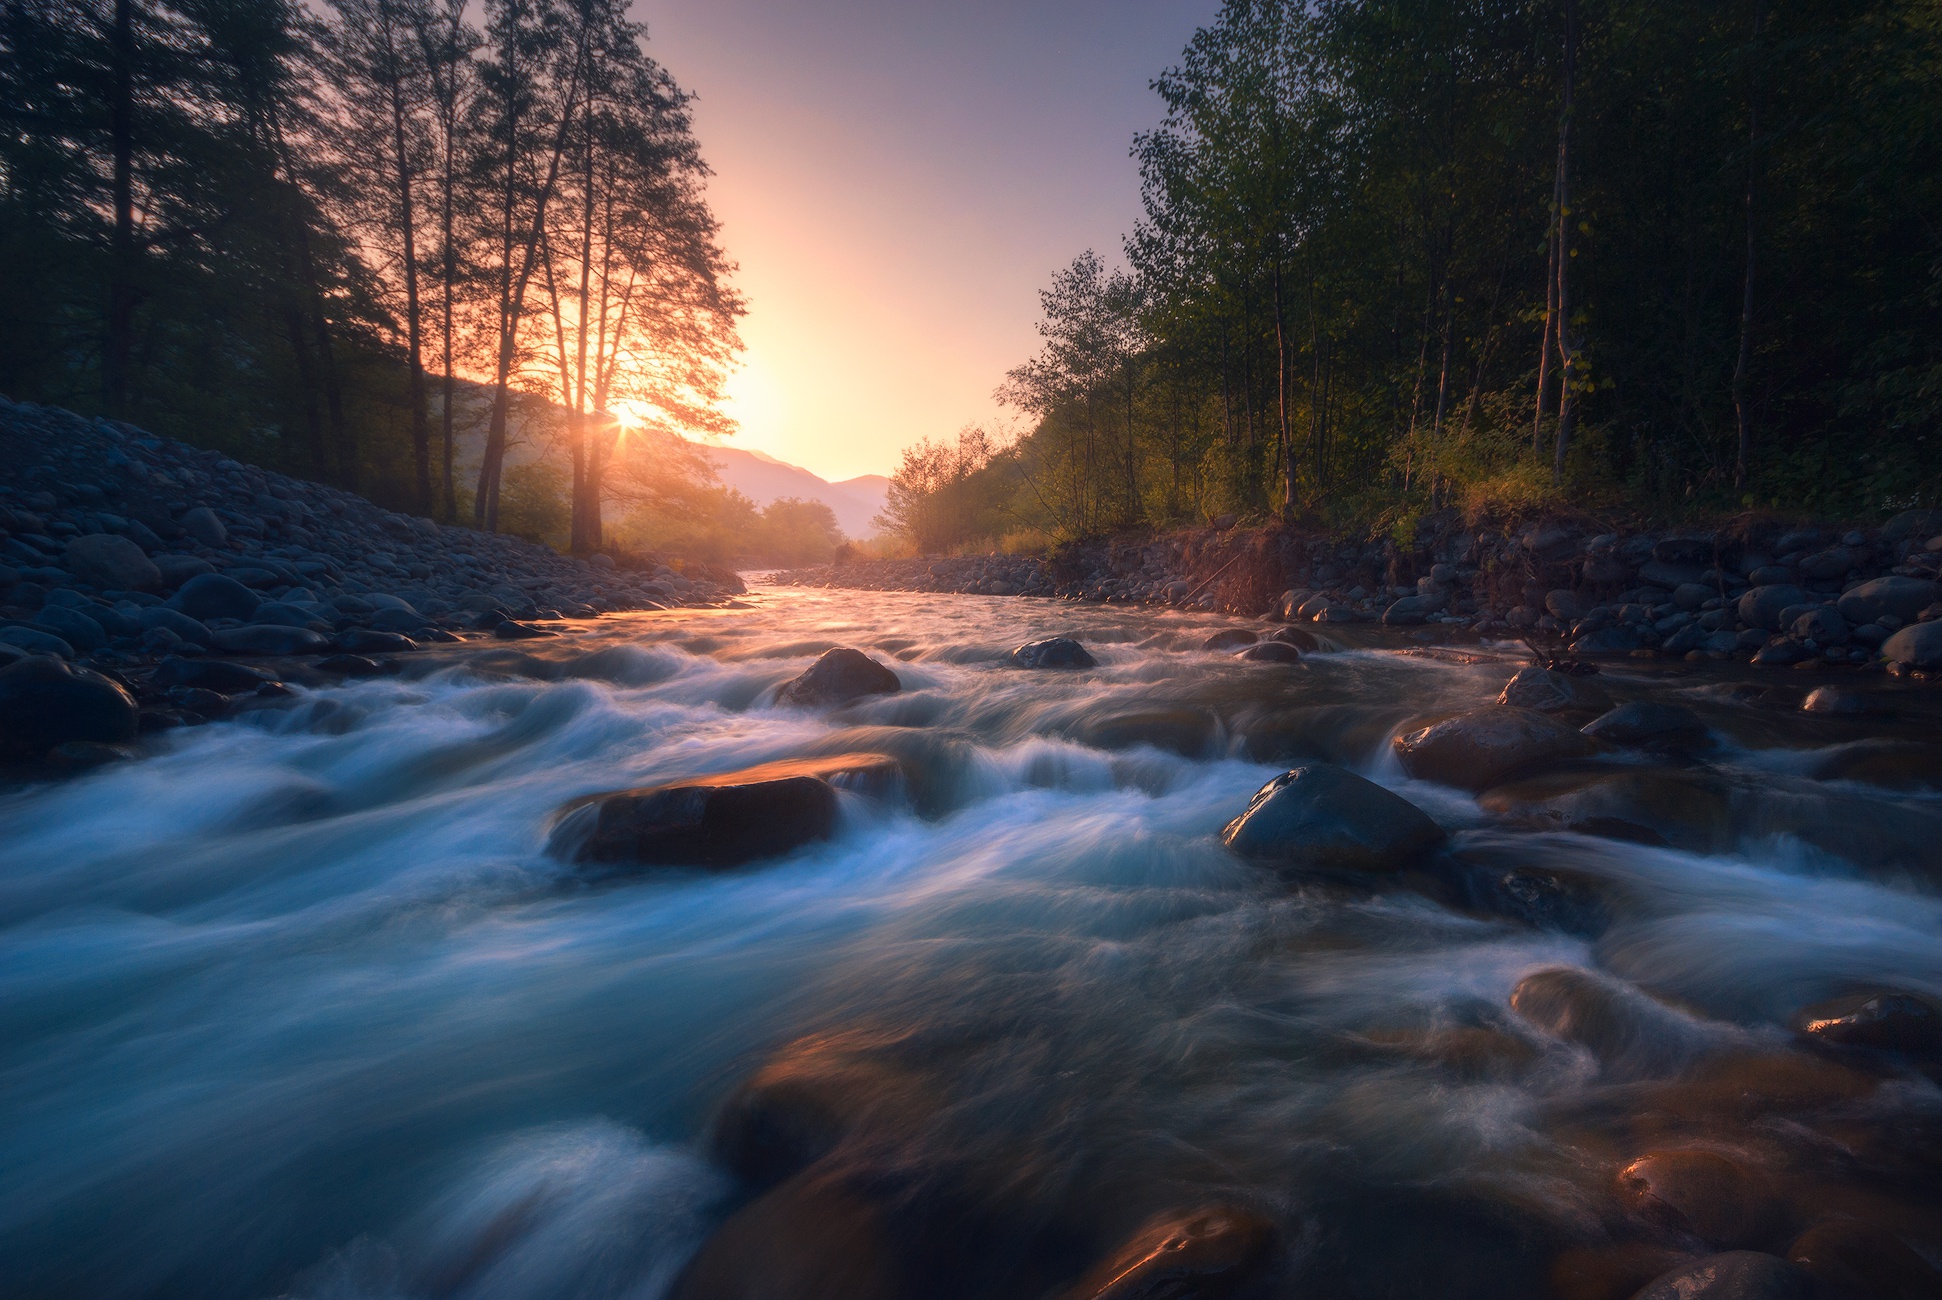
[1201,629,1257,650]
[1059,1205,1277,1300]
[1076,708,1217,758]
[1806,739,1942,790]
[1786,1220,1942,1300]
[669,1170,903,1300]
[1221,763,1446,873]
[149,657,272,692]
[1238,640,1302,663]
[1498,666,1612,714]
[1581,701,1709,752]
[1618,1150,1783,1249]
[0,655,138,759]
[1266,625,1321,650]
[1011,636,1097,669]
[1479,768,1735,853]
[552,753,898,869]
[1393,707,1596,792]
[780,647,902,704]
[1791,989,1941,1057]
[1510,967,1694,1077]
[1632,1252,1813,1300]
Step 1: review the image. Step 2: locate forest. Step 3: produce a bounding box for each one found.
[0,0,753,555]
[877,0,1942,555]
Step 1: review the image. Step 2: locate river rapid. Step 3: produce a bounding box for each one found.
[3,584,1940,1300]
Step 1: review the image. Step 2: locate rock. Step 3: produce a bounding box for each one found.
[669,1171,904,1300]
[1790,606,1848,645]
[368,606,430,633]
[1800,686,1866,715]
[1837,576,1936,627]
[1497,666,1613,713]
[210,625,329,655]
[1571,625,1646,655]
[1640,560,1705,589]
[1654,536,1716,565]
[1753,640,1806,666]
[1786,1220,1942,1300]
[1480,769,1734,853]
[1738,585,1811,632]
[1881,508,1942,542]
[179,506,227,546]
[1221,763,1446,873]
[1077,709,1216,757]
[550,754,895,868]
[1382,594,1442,625]
[779,648,901,705]
[0,655,139,758]
[1546,589,1588,620]
[1202,629,1257,650]
[334,628,416,654]
[149,657,273,692]
[1393,707,1597,792]
[1632,1253,1814,1300]
[153,554,213,587]
[1672,582,1715,610]
[1881,619,1942,669]
[251,601,332,631]
[170,572,261,621]
[31,604,107,652]
[1799,546,1864,580]
[1059,1205,1277,1300]
[709,1034,920,1191]
[1581,701,1709,752]
[313,653,392,677]
[64,533,160,591]
[1238,640,1302,663]
[1806,739,1942,789]
[1454,860,1612,937]
[1011,637,1098,669]
[137,606,212,645]
[1791,989,1941,1056]
[1510,967,1689,1076]
[493,620,556,639]
[1617,1151,1783,1249]
[45,739,133,771]
[0,626,75,658]
[1267,626,1320,650]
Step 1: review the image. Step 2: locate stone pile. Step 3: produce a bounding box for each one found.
[777,512,1942,676]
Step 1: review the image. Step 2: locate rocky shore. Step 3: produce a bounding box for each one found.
[776,513,1942,676]
[0,398,740,764]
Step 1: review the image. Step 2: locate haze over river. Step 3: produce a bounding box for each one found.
[3,584,1940,1299]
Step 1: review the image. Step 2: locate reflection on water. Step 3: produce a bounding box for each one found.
[1,587,1939,1299]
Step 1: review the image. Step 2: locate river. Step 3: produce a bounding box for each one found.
[2,584,1939,1299]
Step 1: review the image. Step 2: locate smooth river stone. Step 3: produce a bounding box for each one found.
[1222,763,1445,873]
[1393,706,1596,792]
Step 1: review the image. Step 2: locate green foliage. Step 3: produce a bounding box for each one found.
[497,460,571,550]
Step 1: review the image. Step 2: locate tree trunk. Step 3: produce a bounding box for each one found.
[1534,166,1561,452]
[388,52,431,514]
[1733,1,1763,494]
[1551,0,1578,486]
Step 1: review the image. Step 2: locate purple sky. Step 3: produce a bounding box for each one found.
[639,0,1221,481]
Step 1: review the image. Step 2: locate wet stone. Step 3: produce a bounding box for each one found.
[493,619,557,640]
[1791,989,1942,1057]
[1581,701,1709,752]
[1059,1205,1277,1300]
[1011,636,1097,669]
[1785,1220,1942,1300]
[1238,640,1301,663]
[1632,1253,1814,1300]
[0,655,139,759]
[1394,707,1597,792]
[779,647,901,704]
[1221,763,1446,874]
[148,657,272,693]
[1201,629,1257,650]
[1498,666,1613,713]
[1617,1150,1784,1250]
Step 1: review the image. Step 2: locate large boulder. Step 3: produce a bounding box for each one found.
[1238,640,1302,663]
[1617,1150,1783,1249]
[1222,764,1446,873]
[1881,508,1942,542]
[779,648,901,705]
[551,754,897,869]
[1012,637,1097,669]
[1581,701,1709,752]
[137,605,212,645]
[1738,584,1810,632]
[64,533,160,591]
[1882,619,1942,669]
[0,626,75,658]
[1632,1253,1813,1300]
[1837,576,1936,627]
[1202,628,1257,650]
[1058,1206,1277,1300]
[1497,666,1612,713]
[170,572,261,621]
[1790,988,1941,1056]
[1393,707,1596,792]
[31,604,107,652]
[210,624,329,655]
[669,1171,903,1300]
[178,506,227,547]
[0,655,138,758]
[1479,768,1734,853]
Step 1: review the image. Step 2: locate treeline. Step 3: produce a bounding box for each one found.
[0,0,741,551]
[880,0,1942,554]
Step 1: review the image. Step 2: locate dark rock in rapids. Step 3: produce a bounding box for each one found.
[334,628,417,655]
[1618,1149,1783,1250]
[1393,707,1596,792]
[1238,640,1302,663]
[1510,967,1694,1078]
[1454,859,1613,937]
[1806,739,1942,790]
[1011,636,1097,669]
[1498,666,1612,713]
[669,1170,904,1300]
[0,655,138,758]
[64,532,160,591]
[1632,1253,1814,1300]
[149,656,272,693]
[1837,576,1936,627]
[313,653,393,677]
[711,1034,922,1192]
[1791,989,1942,1057]
[210,624,329,656]
[1222,763,1446,873]
[1479,769,1735,853]
[1582,701,1709,752]
[1739,585,1812,633]
[1201,628,1258,650]
[552,754,898,869]
[1786,1220,1942,1300]
[1266,625,1320,650]
[493,620,557,640]
[1882,619,1942,670]
[1571,625,1646,655]
[779,647,901,704]
[45,739,134,771]
[1799,686,1867,715]
[1058,1205,1277,1300]
[1076,708,1217,758]
[169,572,261,622]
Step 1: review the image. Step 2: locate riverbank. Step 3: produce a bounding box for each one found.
[776,513,1942,676]
[0,398,748,763]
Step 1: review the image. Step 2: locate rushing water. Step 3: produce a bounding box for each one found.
[2,585,1940,1300]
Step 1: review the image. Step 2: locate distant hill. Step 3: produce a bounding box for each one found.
[704,444,889,539]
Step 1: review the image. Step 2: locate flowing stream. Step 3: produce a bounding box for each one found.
[3,585,1940,1299]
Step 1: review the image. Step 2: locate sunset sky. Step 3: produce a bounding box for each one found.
[642,0,1220,483]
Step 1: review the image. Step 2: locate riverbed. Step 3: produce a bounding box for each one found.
[2,584,1939,1299]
